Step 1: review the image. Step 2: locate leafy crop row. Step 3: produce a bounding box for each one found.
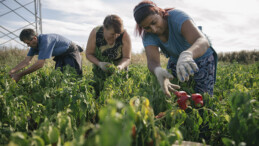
[0,62,258,146]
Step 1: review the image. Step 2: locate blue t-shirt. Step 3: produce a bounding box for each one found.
[27,34,71,60]
[142,9,214,63]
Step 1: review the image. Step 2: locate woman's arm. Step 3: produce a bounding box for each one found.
[85,28,99,66]
[181,20,210,59]
[145,45,161,73]
[146,45,180,97]
[117,30,132,70]
[176,19,210,82]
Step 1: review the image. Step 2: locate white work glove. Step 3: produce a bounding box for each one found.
[176,51,199,82]
[98,62,111,72]
[154,67,180,97]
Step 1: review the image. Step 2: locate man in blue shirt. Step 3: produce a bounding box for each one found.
[9,28,83,82]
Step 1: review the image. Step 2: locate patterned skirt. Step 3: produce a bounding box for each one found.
[167,54,216,95]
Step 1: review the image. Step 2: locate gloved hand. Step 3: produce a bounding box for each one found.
[176,51,199,82]
[117,65,123,70]
[154,67,180,97]
[98,62,111,72]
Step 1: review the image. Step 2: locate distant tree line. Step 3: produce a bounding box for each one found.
[218,50,259,64]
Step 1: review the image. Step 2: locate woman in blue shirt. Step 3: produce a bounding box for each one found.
[133,1,217,96]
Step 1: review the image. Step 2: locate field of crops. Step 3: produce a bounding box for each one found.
[0,60,258,146]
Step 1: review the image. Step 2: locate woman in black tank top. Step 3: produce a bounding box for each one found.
[85,14,132,72]
[85,15,132,97]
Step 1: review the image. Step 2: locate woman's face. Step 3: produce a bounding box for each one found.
[103,27,121,45]
[139,14,167,35]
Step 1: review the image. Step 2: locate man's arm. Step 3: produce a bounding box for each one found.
[11,59,45,82]
[9,56,33,76]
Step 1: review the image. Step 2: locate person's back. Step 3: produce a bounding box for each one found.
[27,33,71,59]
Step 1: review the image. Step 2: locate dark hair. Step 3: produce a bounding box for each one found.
[19,28,37,41]
[133,0,174,37]
[103,14,124,34]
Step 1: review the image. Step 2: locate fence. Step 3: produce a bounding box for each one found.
[0,0,42,48]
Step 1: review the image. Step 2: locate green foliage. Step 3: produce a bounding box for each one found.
[98,99,135,146]
[0,61,258,146]
[228,92,259,146]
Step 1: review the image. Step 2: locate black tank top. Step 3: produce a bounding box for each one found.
[95,26,124,62]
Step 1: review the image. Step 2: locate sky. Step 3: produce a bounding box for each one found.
[1,0,259,54]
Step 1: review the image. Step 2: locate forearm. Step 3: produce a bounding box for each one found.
[187,37,209,59]
[17,61,44,77]
[86,54,100,66]
[10,60,31,74]
[117,57,130,69]
[148,61,161,74]
[145,46,161,74]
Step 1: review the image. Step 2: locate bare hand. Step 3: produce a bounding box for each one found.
[8,70,15,77]
[11,74,21,83]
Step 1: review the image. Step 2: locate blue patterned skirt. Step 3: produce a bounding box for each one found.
[167,54,216,95]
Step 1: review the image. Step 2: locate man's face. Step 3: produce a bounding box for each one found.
[23,36,38,48]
